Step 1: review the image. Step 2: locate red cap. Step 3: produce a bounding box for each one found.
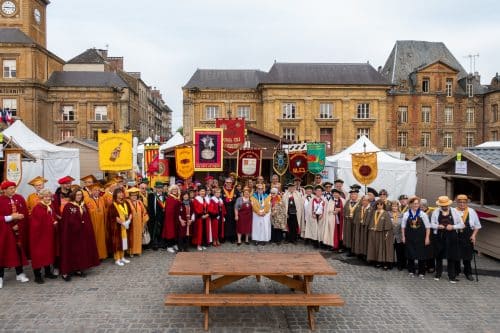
[58,176,75,184]
[0,181,17,190]
[204,175,214,181]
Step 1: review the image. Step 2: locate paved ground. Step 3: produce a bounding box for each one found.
[0,242,499,333]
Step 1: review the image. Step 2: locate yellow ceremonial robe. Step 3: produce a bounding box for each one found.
[126,199,149,255]
[85,195,108,259]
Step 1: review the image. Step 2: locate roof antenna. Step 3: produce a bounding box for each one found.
[463,54,479,74]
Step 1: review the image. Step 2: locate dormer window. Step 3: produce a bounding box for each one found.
[422,78,430,93]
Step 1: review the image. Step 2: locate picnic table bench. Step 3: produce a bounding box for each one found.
[165,252,344,330]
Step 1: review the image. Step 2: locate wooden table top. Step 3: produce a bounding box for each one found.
[169,252,337,276]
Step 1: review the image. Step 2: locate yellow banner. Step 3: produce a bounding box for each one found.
[4,148,23,185]
[175,146,194,179]
[98,131,133,171]
[351,152,378,185]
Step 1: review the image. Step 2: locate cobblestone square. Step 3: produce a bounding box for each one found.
[0,242,498,332]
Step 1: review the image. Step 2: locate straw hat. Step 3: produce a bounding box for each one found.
[436,196,453,206]
[28,176,48,186]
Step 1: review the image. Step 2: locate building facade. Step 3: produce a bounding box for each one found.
[0,0,172,142]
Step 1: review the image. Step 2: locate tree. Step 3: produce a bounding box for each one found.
[176,126,183,135]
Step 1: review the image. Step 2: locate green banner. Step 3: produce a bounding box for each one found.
[307,143,326,174]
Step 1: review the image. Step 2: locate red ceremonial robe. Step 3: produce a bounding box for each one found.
[29,202,57,269]
[59,202,100,275]
[107,201,133,253]
[162,195,180,240]
[208,196,226,241]
[333,198,344,250]
[0,194,29,267]
[192,196,211,246]
[178,201,194,238]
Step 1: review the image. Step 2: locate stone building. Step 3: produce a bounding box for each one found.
[484,74,500,141]
[0,0,171,142]
[183,63,392,154]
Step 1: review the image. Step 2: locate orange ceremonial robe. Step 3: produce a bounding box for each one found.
[127,199,149,255]
[85,195,108,259]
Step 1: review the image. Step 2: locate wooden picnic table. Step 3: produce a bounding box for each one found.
[166,252,344,330]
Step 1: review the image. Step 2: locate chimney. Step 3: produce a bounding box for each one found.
[377,66,382,73]
[97,49,108,60]
[474,71,480,82]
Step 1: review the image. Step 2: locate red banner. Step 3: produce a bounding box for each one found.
[237,148,262,178]
[194,128,224,171]
[158,159,169,177]
[289,151,308,179]
[216,118,245,155]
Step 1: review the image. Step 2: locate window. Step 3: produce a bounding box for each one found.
[62,105,75,121]
[466,132,475,147]
[492,131,498,141]
[282,127,296,141]
[2,60,16,78]
[205,106,218,120]
[422,78,430,93]
[466,107,474,124]
[320,128,333,153]
[282,103,296,119]
[445,78,453,97]
[357,103,370,119]
[397,131,408,147]
[466,83,473,98]
[357,128,370,139]
[444,107,453,123]
[319,103,333,119]
[492,104,498,122]
[421,132,431,148]
[443,132,453,149]
[421,106,431,123]
[236,105,250,119]
[2,98,17,116]
[398,106,408,124]
[94,106,108,121]
[60,129,75,140]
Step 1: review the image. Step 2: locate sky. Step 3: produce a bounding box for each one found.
[47,0,500,133]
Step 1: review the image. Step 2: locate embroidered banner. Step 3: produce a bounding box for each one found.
[237,148,262,178]
[351,152,378,185]
[98,131,133,171]
[307,142,326,174]
[215,118,245,155]
[273,149,289,176]
[4,148,22,185]
[289,151,308,179]
[193,128,223,171]
[175,146,194,179]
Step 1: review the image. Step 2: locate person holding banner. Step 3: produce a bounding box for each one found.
[26,176,48,214]
[250,183,271,245]
[343,188,360,255]
[353,195,371,257]
[234,187,253,246]
[0,181,30,288]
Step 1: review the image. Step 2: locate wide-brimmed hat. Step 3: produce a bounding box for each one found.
[436,196,453,206]
[28,176,48,186]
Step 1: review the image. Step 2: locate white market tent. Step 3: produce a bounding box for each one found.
[324,136,416,199]
[3,120,80,197]
[160,132,184,151]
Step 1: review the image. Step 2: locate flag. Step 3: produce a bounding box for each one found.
[0,108,5,124]
[147,154,160,175]
[5,109,13,124]
[351,152,378,185]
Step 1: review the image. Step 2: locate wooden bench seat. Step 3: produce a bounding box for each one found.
[165,293,345,330]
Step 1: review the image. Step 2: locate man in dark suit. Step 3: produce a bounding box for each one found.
[147,181,166,250]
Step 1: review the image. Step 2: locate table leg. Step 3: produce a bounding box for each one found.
[307,306,315,330]
[202,275,211,294]
[256,275,261,282]
[304,275,313,294]
[202,306,209,331]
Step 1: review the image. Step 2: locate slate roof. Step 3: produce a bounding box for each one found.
[46,71,128,88]
[261,63,391,85]
[67,48,107,64]
[0,28,35,44]
[465,147,500,170]
[184,69,266,89]
[381,40,468,84]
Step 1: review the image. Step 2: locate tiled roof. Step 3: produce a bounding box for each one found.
[261,63,391,85]
[46,71,129,88]
[184,69,266,89]
[67,48,107,64]
[465,147,500,170]
[0,28,35,44]
[381,40,468,84]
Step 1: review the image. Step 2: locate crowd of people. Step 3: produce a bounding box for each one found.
[0,172,481,289]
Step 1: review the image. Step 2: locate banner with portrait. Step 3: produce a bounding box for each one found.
[193,128,223,171]
[98,131,133,171]
[175,146,194,179]
[289,151,308,179]
[351,152,378,185]
[306,142,326,174]
[3,148,22,185]
[216,118,245,155]
[272,149,289,176]
[237,148,262,178]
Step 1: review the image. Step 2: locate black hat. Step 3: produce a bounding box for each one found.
[332,188,342,194]
[198,185,207,191]
[367,187,378,196]
[286,182,295,187]
[322,181,333,187]
[398,194,409,200]
[314,185,324,191]
[349,188,359,194]
[154,181,164,188]
[304,185,313,190]
[334,179,344,184]
[350,183,362,190]
[379,189,388,195]
[293,177,302,182]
